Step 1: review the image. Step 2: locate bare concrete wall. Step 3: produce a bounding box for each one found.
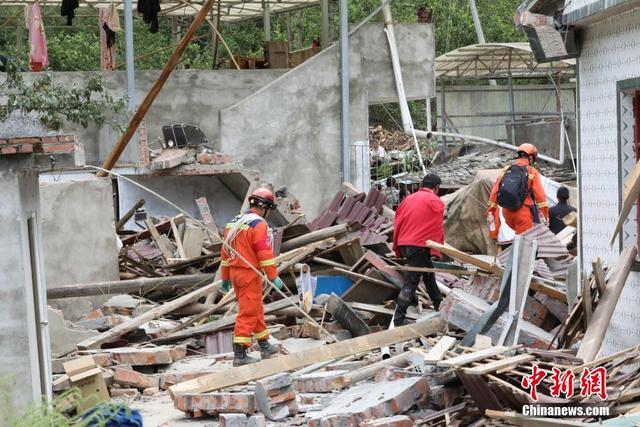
[219,23,436,217]
[36,70,286,164]
[0,164,46,414]
[40,178,120,320]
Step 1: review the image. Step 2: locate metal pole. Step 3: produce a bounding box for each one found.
[340,0,350,182]
[508,71,516,145]
[124,0,136,109]
[263,0,271,42]
[426,97,432,132]
[468,0,496,86]
[321,0,330,49]
[439,80,447,149]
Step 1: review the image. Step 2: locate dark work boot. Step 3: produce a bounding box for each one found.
[433,299,442,311]
[233,344,259,367]
[393,295,411,327]
[258,339,278,359]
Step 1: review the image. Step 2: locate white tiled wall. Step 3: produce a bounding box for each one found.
[577,7,640,354]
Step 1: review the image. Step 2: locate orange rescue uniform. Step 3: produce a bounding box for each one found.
[220,210,277,346]
[487,158,549,238]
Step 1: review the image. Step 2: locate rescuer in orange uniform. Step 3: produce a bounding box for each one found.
[220,188,285,366]
[487,143,549,240]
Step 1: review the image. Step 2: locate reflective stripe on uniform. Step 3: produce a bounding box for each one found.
[254,329,269,340]
[537,201,549,208]
[233,335,252,343]
[221,260,230,266]
[259,258,276,267]
[487,201,498,208]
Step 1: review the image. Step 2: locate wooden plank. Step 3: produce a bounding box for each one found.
[47,274,215,299]
[145,218,174,263]
[333,267,396,289]
[116,198,145,231]
[152,298,294,344]
[438,346,512,368]
[76,281,220,350]
[424,336,457,364]
[331,352,412,389]
[349,302,418,320]
[313,257,350,270]
[170,219,187,259]
[580,274,592,327]
[464,354,534,375]
[195,196,221,239]
[591,257,607,295]
[169,316,446,396]
[280,223,349,253]
[576,246,637,362]
[426,240,566,302]
[182,219,206,259]
[120,215,185,246]
[390,266,471,276]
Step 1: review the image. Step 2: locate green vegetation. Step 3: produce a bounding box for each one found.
[0,0,524,71]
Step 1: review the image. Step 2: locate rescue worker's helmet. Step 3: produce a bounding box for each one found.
[249,188,276,210]
[517,143,538,162]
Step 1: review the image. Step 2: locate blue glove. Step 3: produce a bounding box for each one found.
[272,277,285,290]
[220,280,231,293]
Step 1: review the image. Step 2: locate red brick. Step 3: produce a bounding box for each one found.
[143,387,160,396]
[219,413,248,427]
[41,142,76,153]
[41,136,59,144]
[196,152,234,165]
[0,139,7,145]
[1,146,18,155]
[110,388,141,398]
[168,345,187,362]
[293,370,347,393]
[173,392,256,417]
[57,135,76,143]
[362,415,414,427]
[109,347,173,365]
[309,415,358,427]
[8,137,42,145]
[113,367,159,389]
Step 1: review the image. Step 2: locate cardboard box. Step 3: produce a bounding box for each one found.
[63,356,110,413]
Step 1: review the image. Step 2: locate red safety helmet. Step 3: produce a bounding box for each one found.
[517,143,538,162]
[249,187,276,209]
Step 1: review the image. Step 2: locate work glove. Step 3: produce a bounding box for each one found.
[220,279,231,293]
[272,277,285,290]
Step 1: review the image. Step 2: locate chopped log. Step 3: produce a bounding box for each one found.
[47,274,215,299]
[331,352,413,389]
[280,223,349,253]
[576,246,637,362]
[116,198,145,231]
[76,281,220,350]
[169,316,446,396]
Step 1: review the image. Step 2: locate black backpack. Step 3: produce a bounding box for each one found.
[497,165,530,210]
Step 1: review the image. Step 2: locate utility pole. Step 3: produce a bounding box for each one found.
[468,0,496,86]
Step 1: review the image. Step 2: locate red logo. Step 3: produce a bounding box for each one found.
[522,365,607,401]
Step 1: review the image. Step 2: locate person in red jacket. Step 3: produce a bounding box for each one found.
[220,188,285,366]
[487,143,549,240]
[392,174,444,325]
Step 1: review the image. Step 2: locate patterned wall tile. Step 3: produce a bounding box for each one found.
[577,7,640,356]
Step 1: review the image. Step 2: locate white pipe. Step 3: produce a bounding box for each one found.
[381,5,426,175]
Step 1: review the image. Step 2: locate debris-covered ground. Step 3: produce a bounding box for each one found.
[48,143,639,426]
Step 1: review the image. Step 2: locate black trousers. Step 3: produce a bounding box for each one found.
[394,245,443,326]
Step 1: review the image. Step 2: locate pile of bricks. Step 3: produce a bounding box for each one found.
[0,134,77,156]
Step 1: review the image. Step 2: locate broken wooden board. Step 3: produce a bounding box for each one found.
[182,219,206,259]
[76,281,220,350]
[438,346,512,368]
[325,293,370,338]
[169,316,446,396]
[349,302,419,321]
[195,197,221,239]
[145,218,174,263]
[576,246,637,362]
[424,336,457,364]
[426,240,566,302]
[464,354,535,375]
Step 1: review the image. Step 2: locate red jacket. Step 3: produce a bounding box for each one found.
[393,188,445,258]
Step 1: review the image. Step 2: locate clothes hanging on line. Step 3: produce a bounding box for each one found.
[137,0,161,34]
[98,3,121,71]
[26,0,48,71]
[61,0,79,26]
